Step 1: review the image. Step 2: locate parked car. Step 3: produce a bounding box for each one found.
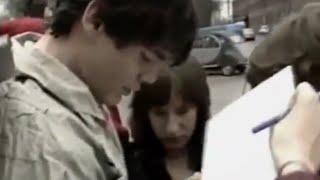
[215,30,245,44]
[228,33,244,44]
[191,34,221,65]
[258,25,270,34]
[191,33,247,76]
[242,28,255,41]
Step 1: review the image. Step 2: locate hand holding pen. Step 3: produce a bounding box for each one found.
[266,82,320,174]
[253,82,320,133]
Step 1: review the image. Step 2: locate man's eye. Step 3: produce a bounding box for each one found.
[141,52,152,63]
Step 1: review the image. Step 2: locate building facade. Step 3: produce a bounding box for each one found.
[233,0,319,30]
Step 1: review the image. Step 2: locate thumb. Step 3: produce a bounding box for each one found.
[186,172,201,180]
[292,82,317,109]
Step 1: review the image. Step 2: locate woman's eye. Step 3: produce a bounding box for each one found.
[152,109,167,116]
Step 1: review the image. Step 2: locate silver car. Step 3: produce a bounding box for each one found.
[191,32,247,76]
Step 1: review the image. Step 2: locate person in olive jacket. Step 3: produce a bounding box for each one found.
[247,3,320,91]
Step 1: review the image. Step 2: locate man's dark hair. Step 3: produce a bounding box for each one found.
[48,0,197,65]
[129,58,210,179]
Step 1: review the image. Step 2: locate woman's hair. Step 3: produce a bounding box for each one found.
[130,57,210,177]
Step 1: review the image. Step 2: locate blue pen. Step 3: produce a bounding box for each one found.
[252,108,292,134]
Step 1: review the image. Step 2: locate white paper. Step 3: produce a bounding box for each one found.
[202,66,295,180]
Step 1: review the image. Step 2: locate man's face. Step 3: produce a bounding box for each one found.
[82,33,170,106]
[76,1,172,106]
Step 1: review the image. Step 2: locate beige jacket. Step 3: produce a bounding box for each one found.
[0,33,127,180]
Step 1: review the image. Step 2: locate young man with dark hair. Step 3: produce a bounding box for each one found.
[0,0,196,179]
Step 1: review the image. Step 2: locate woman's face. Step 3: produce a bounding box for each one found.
[148,94,197,151]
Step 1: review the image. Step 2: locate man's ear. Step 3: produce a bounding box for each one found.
[81,0,104,34]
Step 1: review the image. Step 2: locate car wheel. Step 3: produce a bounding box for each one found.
[236,65,246,74]
[222,66,234,76]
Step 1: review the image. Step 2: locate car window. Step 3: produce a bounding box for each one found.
[193,36,220,48]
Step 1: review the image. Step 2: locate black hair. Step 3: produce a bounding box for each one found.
[130,58,210,179]
[48,0,197,65]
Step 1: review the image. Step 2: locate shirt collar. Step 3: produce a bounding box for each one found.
[11,33,105,120]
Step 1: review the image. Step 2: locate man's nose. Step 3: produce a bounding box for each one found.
[141,64,168,84]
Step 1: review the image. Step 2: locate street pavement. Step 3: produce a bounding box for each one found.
[208,36,264,115]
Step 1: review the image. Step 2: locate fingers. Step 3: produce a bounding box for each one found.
[292,82,318,108]
[186,172,201,180]
[270,82,320,172]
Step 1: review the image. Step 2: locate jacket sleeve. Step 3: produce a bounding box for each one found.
[246,3,320,87]
[0,82,70,180]
[278,171,319,180]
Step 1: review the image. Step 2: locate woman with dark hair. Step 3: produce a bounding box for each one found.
[127,59,210,180]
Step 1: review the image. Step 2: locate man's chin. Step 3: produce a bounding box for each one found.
[104,95,122,106]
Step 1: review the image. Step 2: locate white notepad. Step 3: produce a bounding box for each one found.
[202,66,295,180]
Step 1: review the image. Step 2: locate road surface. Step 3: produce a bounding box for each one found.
[208,36,264,115]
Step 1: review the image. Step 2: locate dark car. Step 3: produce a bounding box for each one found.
[191,32,247,76]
